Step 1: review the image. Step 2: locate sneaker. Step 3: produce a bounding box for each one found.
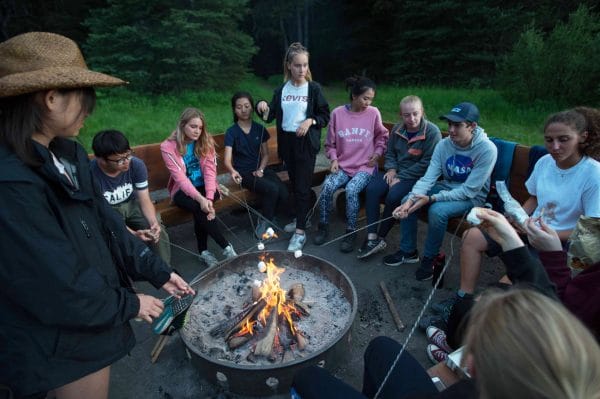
[222,244,237,259]
[199,250,218,267]
[284,218,312,233]
[339,229,356,253]
[426,344,449,365]
[152,293,195,335]
[357,238,387,259]
[418,314,447,331]
[287,232,306,251]
[254,219,269,239]
[313,222,329,245]
[383,250,419,266]
[415,256,434,281]
[431,295,459,315]
[426,326,452,353]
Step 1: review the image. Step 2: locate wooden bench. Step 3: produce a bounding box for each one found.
[334,122,534,236]
[132,126,329,227]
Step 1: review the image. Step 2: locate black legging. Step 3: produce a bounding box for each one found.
[279,133,316,230]
[240,168,289,221]
[173,187,228,252]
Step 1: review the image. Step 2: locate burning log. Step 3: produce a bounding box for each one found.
[253,301,279,357]
[278,314,296,363]
[209,298,266,338]
[227,335,250,350]
[289,299,310,316]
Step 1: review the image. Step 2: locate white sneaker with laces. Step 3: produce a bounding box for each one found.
[199,250,218,267]
[222,244,237,259]
[287,233,306,251]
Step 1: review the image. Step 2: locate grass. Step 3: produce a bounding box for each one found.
[79,75,563,151]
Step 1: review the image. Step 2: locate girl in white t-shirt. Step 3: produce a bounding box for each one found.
[256,43,330,252]
[454,107,600,301]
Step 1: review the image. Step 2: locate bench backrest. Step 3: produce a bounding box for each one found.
[136,126,281,192]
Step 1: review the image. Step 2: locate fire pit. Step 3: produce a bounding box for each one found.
[181,250,357,396]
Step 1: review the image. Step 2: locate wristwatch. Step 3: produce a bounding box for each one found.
[311,118,317,126]
[259,169,264,173]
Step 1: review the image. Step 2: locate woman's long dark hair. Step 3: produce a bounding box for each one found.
[0,88,96,166]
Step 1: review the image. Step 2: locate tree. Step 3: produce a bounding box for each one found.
[498,5,600,105]
[83,0,257,93]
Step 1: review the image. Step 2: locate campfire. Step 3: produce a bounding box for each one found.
[180,251,356,396]
[209,256,310,363]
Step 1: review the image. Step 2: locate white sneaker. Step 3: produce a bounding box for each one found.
[199,250,218,267]
[284,218,312,233]
[287,233,306,251]
[222,244,237,259]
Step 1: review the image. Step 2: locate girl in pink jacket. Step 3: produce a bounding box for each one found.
[313,77,389,252]
[160,108,236,267]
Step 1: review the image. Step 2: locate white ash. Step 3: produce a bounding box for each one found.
[182,259,352,366]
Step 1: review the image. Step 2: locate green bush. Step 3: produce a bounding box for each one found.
[498,5,600,105]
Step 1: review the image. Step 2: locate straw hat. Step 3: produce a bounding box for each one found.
[0,32,125,98]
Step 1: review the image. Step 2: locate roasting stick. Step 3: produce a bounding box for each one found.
[150,335,169,363]
[319,215,396,247]
[379,281,406,332]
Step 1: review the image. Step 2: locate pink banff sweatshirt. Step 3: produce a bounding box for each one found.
[325,105,388,176]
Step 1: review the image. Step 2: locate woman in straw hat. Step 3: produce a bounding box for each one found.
[0,32,194,399]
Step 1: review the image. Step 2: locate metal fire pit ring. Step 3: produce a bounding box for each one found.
[181,250,357,397]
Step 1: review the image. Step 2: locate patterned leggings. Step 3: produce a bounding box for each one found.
[319,170,372,229]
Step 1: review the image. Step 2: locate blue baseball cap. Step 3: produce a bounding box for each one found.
[440,102,480,123]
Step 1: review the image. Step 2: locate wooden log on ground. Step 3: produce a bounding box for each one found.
[253,303,279,357]
[380,281,405,332]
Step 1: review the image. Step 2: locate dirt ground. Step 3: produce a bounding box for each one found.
[109,190,505,398]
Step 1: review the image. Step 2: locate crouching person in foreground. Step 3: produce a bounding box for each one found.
[0,32,193,399]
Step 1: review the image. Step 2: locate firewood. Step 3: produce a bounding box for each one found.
[379,281,405,332]
[253,303,279,357]
[209,298,266,338]
[295,330,307,351]
[278,314,296,363]
[290,299,310,316]
[225,300,267,340]
[227,335,250,350]
[251,284,262,302]
[287,283,305,301]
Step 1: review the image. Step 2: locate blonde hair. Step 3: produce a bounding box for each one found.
[283,42,312,82]
[398,95,426,128]
[464,289,600,399]
[171,107,215,158]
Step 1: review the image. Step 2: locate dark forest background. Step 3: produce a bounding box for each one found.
[2,0,599,104]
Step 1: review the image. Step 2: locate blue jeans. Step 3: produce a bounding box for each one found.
[400,184,473,258]
[319,170,372,230]
[364,170,416,236]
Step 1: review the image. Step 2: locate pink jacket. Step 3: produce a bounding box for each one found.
[325,105,388,176]
[160,138,218,201]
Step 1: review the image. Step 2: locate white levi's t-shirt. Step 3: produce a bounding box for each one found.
[281,81,308,132]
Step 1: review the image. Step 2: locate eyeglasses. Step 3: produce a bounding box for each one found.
[105,152,133,165]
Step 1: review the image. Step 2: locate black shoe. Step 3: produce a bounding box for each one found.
[339,229,356,253]
[415,256,434,281]
[357,238,387,259]
[313,222,329,245]
[383,250,419,266]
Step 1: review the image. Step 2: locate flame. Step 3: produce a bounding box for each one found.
[252,256,299,335]
[235,318,255,337]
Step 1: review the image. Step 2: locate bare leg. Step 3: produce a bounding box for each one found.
[459,228,489,294]
[54,366,110,399]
